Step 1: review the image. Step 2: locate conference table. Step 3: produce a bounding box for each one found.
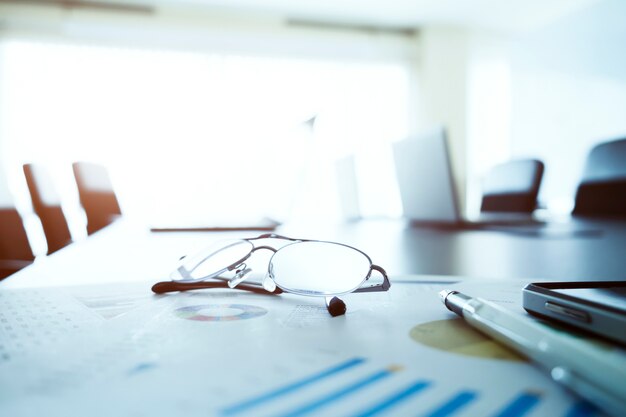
[283,217,626,282]
[1,217,623,416]
[4,216,626,290]
[352,218,625,281]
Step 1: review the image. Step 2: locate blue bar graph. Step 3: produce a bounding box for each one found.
[422,391,478,417]
[220,358,587,417]
[351,380,431,417]
[276,367,398,417]
[220,357,366,416]
[492,392,541,417]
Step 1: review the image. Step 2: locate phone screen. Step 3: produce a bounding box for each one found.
[553,287,626,312]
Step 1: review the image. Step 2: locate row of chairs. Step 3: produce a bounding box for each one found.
[572,138,626,217]
[25,162,122,253]
[2,138,626,279]
[0,162,121,279]
[480,158,544,213]
[480,138,626,216]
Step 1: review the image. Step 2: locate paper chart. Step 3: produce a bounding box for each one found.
[0,279,607,417]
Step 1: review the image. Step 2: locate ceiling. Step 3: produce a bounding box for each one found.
[113,0,600,33]
[7,0,600,34]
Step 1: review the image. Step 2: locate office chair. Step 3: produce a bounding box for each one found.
[573,137,626,218]
[0,207,34,279]
[23,164,72,254]
[480,159,544,213]
[72,162,122,235]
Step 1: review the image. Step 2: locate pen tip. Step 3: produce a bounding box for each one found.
[439,289,452,302]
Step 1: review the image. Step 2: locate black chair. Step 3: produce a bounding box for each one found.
[573,137,626,218]
[480,159,544,213]
[0,208,34,279]
[72,162,122,235]
[23,164,72,254]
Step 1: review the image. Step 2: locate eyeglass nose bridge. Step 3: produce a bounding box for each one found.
[250,233,299,241]
[226,245,278,289]
[250,245,279,254]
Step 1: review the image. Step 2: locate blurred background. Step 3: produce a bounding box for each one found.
[1,0,625,255]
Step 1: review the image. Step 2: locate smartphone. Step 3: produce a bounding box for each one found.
[523,281,626,345]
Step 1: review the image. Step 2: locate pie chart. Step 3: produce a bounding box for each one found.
[174,304,267,322]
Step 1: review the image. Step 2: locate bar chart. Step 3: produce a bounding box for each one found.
[219,358,599,417]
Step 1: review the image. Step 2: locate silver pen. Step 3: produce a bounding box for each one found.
[440,290,626,417]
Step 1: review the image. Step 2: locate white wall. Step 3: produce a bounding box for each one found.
[0,50,6,206]
[0,46,16,207]
[416,0,626,215]
[466,34,512,215]
[0,3,416,227]
[509,0,626,212]
[413,27,470,212]
[3,1,623,221]
[414,28,513,215]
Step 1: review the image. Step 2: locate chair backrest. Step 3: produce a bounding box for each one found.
[573,137,626,218]
[72,162,122,235]
[23,164,72,254]
[0,207,34,278]
[480,159,544,213]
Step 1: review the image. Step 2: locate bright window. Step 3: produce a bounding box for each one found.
[0,39,410,234]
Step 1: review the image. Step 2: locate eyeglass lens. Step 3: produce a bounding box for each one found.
[269,241,371,296]
[171,239,253,282]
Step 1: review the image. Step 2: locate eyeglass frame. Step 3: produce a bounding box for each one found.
[151,233,391,316]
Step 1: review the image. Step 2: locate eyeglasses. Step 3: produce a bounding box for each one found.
[151,233,390,316]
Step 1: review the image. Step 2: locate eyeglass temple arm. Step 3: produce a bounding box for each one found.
[153,280,345,317]
[151,279,284,295]
[326,264,389,316]
[352,264,391,293]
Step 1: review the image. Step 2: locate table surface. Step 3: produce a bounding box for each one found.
[305,217,626,282]
[3,216,626,289]
[1,218,622,417]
